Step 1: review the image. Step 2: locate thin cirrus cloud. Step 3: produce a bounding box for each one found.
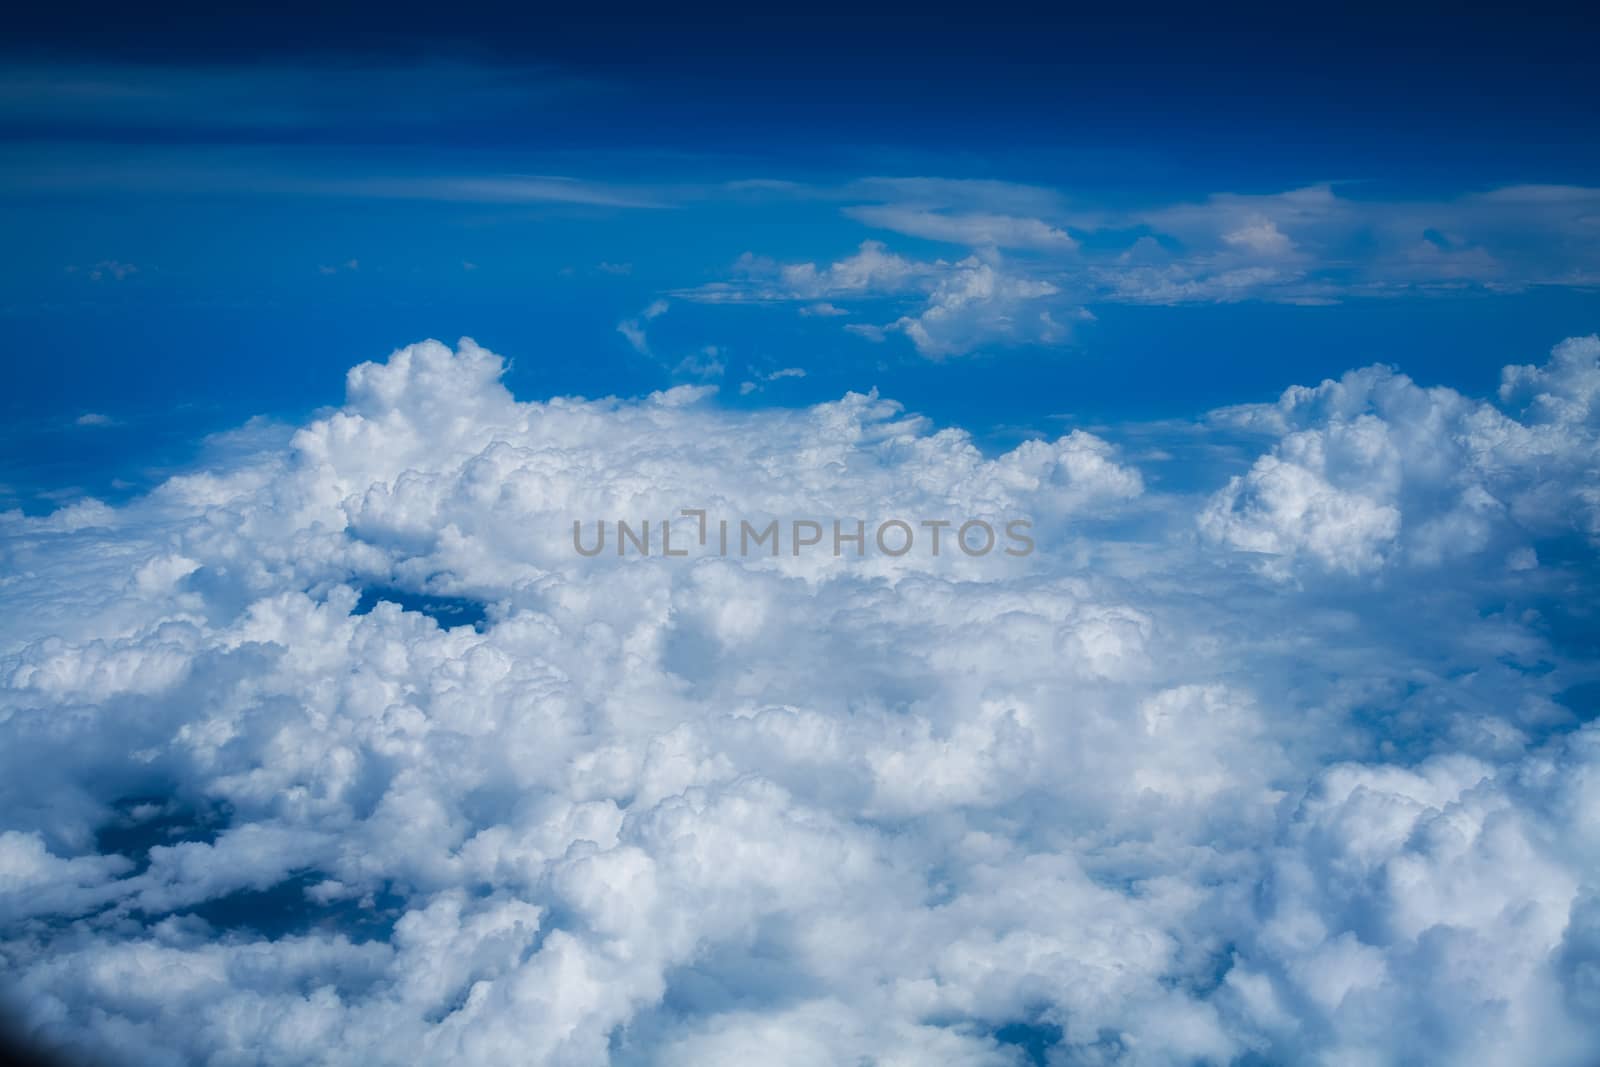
[0,60,666,209]
[1,335,1598,1064]
[842,204,1079,251]
[617,299,671,356]
[0,153,671,208]
[0,61,595,133]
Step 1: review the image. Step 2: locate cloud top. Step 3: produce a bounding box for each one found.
[2,336,1599,1065]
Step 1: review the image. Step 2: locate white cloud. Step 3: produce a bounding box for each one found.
[1222,215,1295,257]
[886,257,1073,359]
[672,345,724,380]
[683,243,1079,358]
[2,336,1599,1066]
[691,181,1600,325]
[776,240,926,299]
[616,299,670,355]
[736,368,808,397]
[1201,339,1600,578]
[844,205,1078,251]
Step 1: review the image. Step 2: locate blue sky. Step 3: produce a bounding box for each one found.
[4,6,1599,510]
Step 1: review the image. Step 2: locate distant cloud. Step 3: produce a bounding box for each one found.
[679,242,1083,358]
[0,60,596,139]
[66,260,137,282]
[1222,215,1295,256]
[676,179,1600,355]
[616,320,649,354]
[888,257,1074,359]
[319,176,663,209]
[673,345,725,379]
[616,299,671,355]
[9,157,665,210]
[737,366,807,396]
[845,204,1078,251]
[777,240,927,300]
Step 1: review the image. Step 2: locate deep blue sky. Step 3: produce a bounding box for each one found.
[3,3,1598,510]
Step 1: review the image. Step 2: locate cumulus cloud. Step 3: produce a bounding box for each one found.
[681,243,1080,358]
[2,336,1599,1066]
[775,240,927,299]
[1201,336,1600,577]
[1221,216,1295,257]
[885,257,1077,359]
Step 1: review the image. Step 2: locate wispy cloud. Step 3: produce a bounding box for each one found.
[844,204,1078,251]
[65,260,138,282]
[0,60,595,135]
[617,299,671,355]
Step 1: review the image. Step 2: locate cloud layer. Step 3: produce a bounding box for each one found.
[680,181,1600,357]
[2,337,1599,1065]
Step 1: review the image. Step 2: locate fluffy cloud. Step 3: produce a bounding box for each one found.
[884,258,1077,359]
[776,240,927,299]
[2,337,1599,1065]
[1222,217,1295,257]
[1201,336,1600,578]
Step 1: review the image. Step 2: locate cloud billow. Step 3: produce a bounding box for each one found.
[1,336,1599,1065]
